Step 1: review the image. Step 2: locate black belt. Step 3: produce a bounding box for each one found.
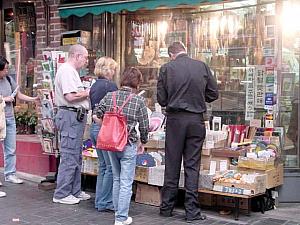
[59,106,87,114]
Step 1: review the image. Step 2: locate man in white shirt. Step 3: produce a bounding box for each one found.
[53,44,90,205]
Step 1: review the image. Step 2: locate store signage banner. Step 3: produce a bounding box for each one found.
[254,66,265,108]
[245,67,255,121]
[265,93,274,106]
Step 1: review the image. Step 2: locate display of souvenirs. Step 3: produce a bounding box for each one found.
[37,51,67,155]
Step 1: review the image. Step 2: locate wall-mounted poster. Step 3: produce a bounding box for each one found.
[254,66,266,108]
[245,67,255,121]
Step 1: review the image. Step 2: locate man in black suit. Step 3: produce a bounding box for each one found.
[157,42,218,223]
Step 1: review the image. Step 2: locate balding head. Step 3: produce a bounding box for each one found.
[67,44,88,70]
[69,44,87,57]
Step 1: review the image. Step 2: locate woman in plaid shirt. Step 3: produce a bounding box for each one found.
[93,67,149,225]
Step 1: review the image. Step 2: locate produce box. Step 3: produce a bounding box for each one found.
[239,164,283,189]
[237,156,275,170]
[135,183,160,206]
[135,166,149,183]
[214,173,266,196]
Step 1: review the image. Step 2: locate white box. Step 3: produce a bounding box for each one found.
[148,165,184,187]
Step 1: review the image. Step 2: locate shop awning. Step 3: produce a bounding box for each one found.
[58,0,228,18]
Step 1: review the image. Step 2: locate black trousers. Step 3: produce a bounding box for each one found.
[160,112,206,219]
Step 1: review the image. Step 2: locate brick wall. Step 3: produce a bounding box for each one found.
[34,0,67,81]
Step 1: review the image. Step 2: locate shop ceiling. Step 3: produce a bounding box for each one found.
[58,0,247,18]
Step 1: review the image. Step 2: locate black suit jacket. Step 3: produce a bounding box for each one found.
[157,53,218,113]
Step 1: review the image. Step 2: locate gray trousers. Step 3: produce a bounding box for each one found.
[53,109,86,199]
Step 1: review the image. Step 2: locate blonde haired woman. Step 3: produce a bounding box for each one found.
[90,57,118,212]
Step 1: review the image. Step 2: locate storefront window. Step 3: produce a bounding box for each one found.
[3,2,36,96]
[67,13,118,77]
[280,0,300,168]
[125,0,275,121]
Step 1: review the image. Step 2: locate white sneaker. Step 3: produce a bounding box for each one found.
[53,195,80,205]
[77,191,91,200]
[0,191,6,198]
[114,217,133,225]
[5,175,23,184]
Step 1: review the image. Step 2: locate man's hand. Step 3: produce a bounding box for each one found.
[84,88,90,97]
[92,115,102,124]
[3,96,14,103]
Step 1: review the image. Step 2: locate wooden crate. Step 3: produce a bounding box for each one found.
[135,183,161,206]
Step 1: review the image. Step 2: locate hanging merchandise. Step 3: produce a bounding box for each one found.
[37,51,67,155]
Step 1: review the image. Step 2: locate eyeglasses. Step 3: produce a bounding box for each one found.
[79,54,88,60]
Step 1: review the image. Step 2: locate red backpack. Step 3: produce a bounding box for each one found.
[96,92,133,152]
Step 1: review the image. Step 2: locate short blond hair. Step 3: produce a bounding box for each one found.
[94,57,118,78]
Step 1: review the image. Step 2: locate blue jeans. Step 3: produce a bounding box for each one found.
[108,143,137,222]
[90,122,114,210]
[1,117,17,177]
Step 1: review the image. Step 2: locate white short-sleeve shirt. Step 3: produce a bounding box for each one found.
[54,63,89,109]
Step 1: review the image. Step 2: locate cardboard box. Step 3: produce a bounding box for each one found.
[239,164,283,189]
[144,139,165,150]
[148,165,164,186]
[201,155,231,171]
[61,30,92,49]
[238,156,275,170]
[213,185,246,195]
[198,192,217,207]
[199,170,215,190]
[211,148,246,158]
[201,148,211,156]
[148,165,184,187]
[265,164,283,188]
[203,139,226,150]
[214,174,266,196]
[135,183,160,206]
[135,166,149,183]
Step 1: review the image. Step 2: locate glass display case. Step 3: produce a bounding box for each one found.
[125,1,276,122]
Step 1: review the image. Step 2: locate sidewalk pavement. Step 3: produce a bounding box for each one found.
[0,174,299,225]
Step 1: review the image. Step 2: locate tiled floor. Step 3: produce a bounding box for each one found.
[0,177,299,225]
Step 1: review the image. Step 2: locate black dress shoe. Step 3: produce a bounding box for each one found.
[186,215,207,223]
[159,211,173,217]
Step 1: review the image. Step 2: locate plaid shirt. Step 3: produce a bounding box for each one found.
[93,87,149,144]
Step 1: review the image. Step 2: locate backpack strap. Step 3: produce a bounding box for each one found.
[112,92,134,114]
[112,92,117,113]
[6,76,13,88]
[118,94,133,114]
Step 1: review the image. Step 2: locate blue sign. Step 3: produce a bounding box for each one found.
[265,93,274,106]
